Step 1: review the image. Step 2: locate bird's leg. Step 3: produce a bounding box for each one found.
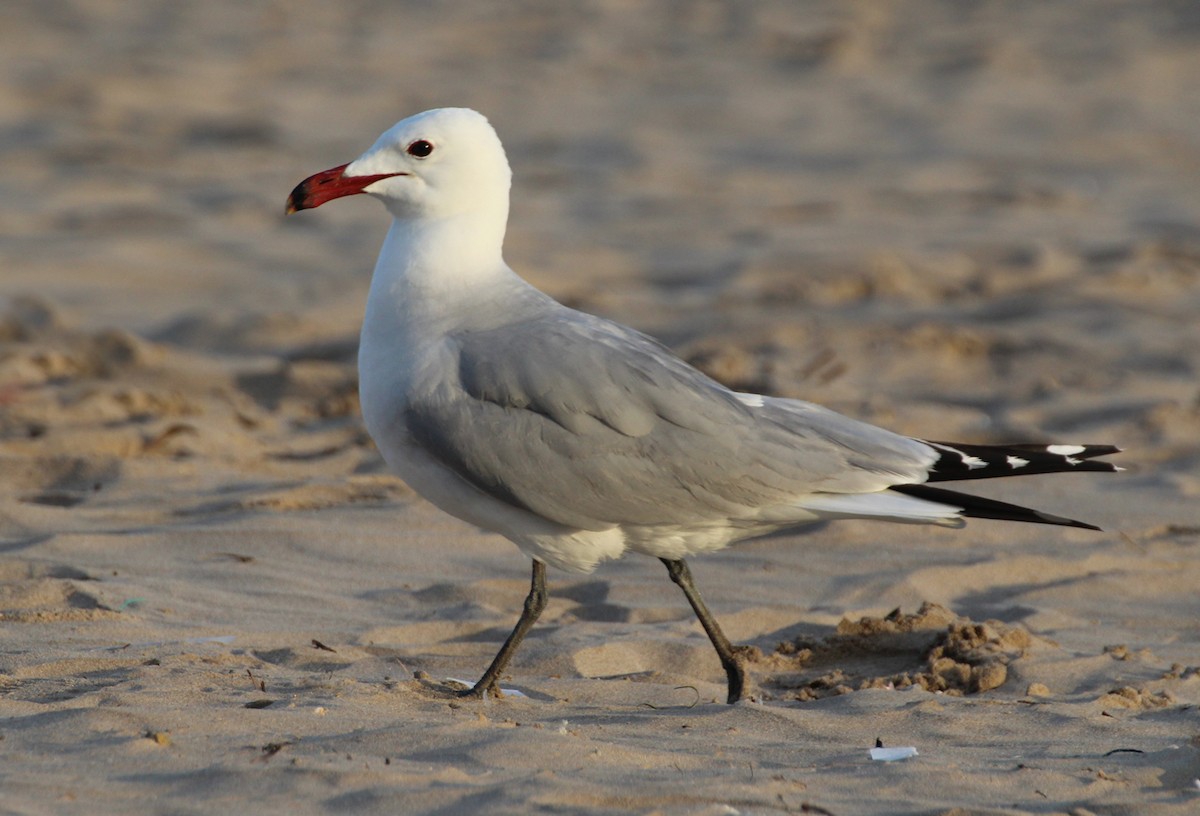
[464,559,547,698]
[661,558,747,704]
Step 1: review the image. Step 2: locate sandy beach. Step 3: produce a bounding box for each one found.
[2,2,1199,813]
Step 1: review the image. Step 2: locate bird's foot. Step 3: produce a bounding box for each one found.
[455,681,499,700]
[724,644,760,704]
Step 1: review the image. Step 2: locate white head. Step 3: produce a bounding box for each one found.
[287,108,512,222]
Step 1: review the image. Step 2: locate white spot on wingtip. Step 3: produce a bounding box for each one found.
[931,442,987,469]
[734,392,764,408]
[1006,456,1029,468]
[1047,444,1086,456]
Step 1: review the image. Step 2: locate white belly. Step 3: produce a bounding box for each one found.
[358,341,627,574]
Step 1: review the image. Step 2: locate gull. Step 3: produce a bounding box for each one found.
[286,108,1120,704]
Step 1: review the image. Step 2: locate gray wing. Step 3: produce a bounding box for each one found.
[405,309,937,531]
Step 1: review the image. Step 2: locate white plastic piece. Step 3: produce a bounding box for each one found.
[870,746,919,762]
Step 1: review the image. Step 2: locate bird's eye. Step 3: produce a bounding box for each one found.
[406,139,434,158]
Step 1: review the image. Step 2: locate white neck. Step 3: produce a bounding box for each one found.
[361,206,522,346]
[382,204,507,287]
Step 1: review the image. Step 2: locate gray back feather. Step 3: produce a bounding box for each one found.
[405,307,936,530]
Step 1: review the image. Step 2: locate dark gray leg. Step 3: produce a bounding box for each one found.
[661,557,747,703]
[465,559,547,698]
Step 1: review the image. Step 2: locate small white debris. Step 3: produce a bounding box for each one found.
[557,720,570,735]
[312,706,327,716]
[870,746,919,762]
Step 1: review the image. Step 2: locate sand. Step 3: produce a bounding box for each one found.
[2,2,1199,814]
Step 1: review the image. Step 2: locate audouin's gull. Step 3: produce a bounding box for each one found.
[286,108,1120,704]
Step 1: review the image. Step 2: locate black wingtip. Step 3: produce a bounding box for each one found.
[1002,442,1122,462]
[922,441,1123,482]
[890,484,1103,531]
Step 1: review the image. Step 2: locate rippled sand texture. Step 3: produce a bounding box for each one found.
[2,2,1199,814]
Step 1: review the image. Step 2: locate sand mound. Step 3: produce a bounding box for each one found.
[764,602,1035,700]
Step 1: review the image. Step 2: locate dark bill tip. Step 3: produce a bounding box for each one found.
[285,163,406,215]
